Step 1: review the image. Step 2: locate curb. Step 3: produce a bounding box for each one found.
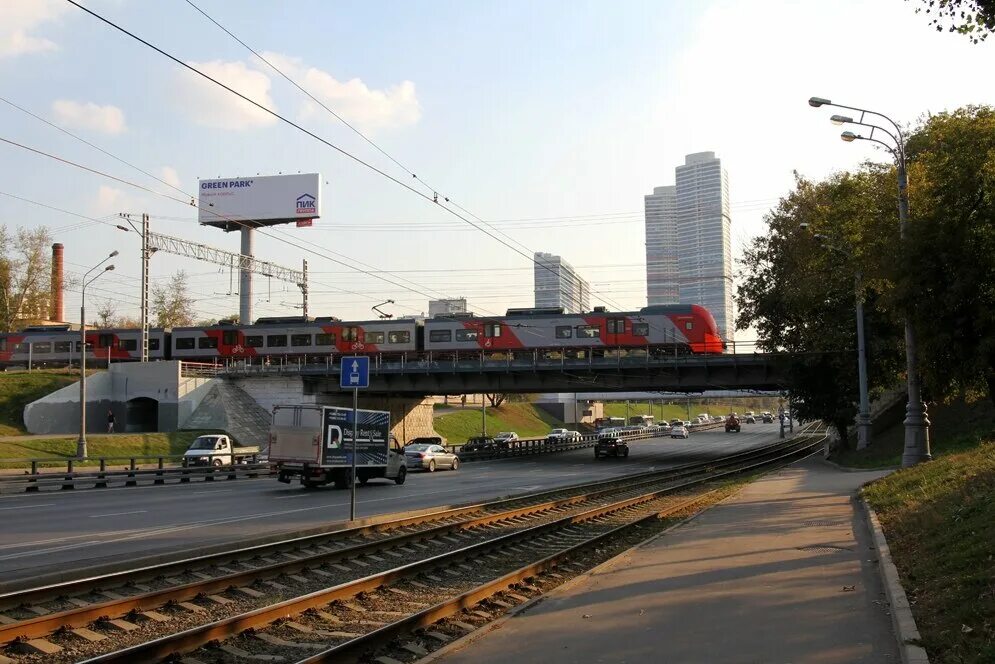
[861,498,930,664]
[416,482,753,663]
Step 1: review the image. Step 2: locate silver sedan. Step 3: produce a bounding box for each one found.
[404,444,460,472]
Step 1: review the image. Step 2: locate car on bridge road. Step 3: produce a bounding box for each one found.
[761,412,775,423]
[462,437,497,453]
[594,435,629,459]
[670,423,689,439]
[494,432,519,447]
[745,414,756,424]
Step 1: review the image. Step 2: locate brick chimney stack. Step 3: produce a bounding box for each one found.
[51,243,64,322]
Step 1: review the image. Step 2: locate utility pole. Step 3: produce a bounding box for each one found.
[481,396,486,437]
[301,259,309,318]
[140,213,150,362]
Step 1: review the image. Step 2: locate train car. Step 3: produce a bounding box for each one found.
[423,305,724,356]
[0,325,168,367]
[169,316,420,362]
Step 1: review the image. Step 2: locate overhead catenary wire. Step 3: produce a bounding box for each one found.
[65,1,634,314]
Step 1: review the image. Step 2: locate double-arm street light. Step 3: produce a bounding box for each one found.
[808,96,930,466]
[76,251,118,459]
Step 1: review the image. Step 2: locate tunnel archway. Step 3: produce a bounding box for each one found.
[126,397,158,432]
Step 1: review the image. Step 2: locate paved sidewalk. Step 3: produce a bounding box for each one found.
[439,459,900,664]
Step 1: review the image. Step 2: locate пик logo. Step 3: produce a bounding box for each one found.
[296,193,317,215]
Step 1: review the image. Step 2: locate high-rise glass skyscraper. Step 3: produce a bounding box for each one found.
[645,151,733,341]
[534,252,590,314]
[644,185,678,305]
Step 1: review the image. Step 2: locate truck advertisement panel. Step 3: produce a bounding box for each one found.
[320,406,390,467]
[198,173,321,226]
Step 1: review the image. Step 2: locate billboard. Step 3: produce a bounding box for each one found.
[198,173,321,230]
[320,406,390,467]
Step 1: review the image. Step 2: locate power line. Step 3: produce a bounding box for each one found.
[66,1,632,313]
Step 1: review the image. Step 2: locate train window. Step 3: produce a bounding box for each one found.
[555,326,572,339]
[483,324,501,338]
[388,330,411,344]
[54,341,72,353]
[33,342,52,354]
[291,334,312,347]
[577,325,600,339]
[245,336,263,348]
[316,333,335,346]
[0,339,5,352]
[176,337,195,350]
[455,329,477,342]
[685,322,693,330]
[632,323,649,336]
[607,319,625,334]
[341,327,359,342]
[365,331,385,344]
[198,336,219,349]
[222,330,238,345]
[267,335,288,348]
[98,334,114,348]
[120,339,138,351]
[148,338,160,351]
[13,343,27,353]
[429,329,452,343]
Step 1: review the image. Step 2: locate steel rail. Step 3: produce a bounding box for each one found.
[74,433,824,663]
[0,423,815,609]
[0,427,813,644]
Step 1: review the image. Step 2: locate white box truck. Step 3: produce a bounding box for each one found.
[269,405,406,489]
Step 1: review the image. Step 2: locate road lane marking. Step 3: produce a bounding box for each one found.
[88,510,148,518]
[0,503,55,511]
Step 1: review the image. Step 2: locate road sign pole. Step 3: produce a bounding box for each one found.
[350,386,358,521]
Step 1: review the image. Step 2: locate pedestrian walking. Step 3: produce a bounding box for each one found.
[107,409,115,433]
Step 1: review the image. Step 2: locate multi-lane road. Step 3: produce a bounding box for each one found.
[0,424,787,586]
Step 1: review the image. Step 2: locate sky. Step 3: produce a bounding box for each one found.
[0,0,992,336]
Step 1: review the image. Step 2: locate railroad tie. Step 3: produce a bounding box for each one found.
[254,633,324,648]
[374,657,405,664]
[0,614,15,625]
[219,644,285,661]
[233,587,266,599]
[425,631,452,644]
[102,618,139,631]
[68,627,107,643]
[138,610,170,623]
[176,601,207,614]
[450,620,477,632]
[13,639,62,655]
[401,643,429,657]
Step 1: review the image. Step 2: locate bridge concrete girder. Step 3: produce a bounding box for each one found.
[291,355,791,397]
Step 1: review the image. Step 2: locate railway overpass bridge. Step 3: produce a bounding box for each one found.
[219,352,793,397]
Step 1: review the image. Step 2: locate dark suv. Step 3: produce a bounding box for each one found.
[594,435,629,459]
[462,437,496,453]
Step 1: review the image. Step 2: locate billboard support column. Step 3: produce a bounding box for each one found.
[240,226,254,325]
[350,387,358,521]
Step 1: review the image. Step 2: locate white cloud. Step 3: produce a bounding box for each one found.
[0,0,67,58]
[52,100,127,135]
[259,51,421,133]
[90,185,135,216]
[174,60,277,130]
[160,166,182,190]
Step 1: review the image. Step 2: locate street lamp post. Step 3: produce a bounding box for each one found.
[802,228,872,449]
[77,253,118,459]
[809,97,930,466]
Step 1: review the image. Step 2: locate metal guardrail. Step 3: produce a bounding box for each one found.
[451,422,725,461]
[0,453,266,494]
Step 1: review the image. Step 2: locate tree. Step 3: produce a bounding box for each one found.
[485,394,508,407]
[911,0,995,42]
[901,106,995,405]
[736,171,905,445]
[152,271,195,328]
[0,226,53,332]
[95,300,116,328]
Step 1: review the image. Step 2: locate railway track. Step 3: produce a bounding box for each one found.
[0,425,825,663]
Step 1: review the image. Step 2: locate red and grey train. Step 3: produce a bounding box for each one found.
[0,304,724,367]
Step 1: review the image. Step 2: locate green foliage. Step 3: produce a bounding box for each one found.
[0,371,77,435]
[0,431,213,468]
[902,106,995,404]
[864,439,995,662]
[911,0,995,43]
[736,170,905,443]
[0,226,54,332]
[152,270,195,328]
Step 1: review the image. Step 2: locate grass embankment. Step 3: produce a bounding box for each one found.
[0,371,78,435]
[434,403,567,444]
[0,431,215,468]
[601,400,772,423]
[863,440,995,663]
[837,398,995,468]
